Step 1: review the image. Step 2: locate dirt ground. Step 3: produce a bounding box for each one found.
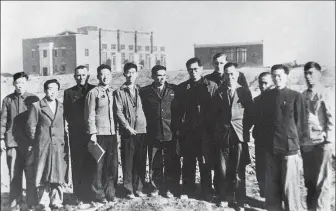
[1,67,335,211]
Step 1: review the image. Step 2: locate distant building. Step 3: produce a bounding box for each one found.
[22,26,167,76]
[194,41,263,69]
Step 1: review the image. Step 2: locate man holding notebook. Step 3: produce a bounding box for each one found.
[85,64,118,203]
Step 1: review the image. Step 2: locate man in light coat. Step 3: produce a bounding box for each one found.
[27,79,67,211]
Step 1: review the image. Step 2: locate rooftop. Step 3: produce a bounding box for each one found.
[194,40,263,48]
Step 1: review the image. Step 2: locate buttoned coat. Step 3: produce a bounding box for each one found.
[27,98,67,186]
[140,82,176,142]
[63,83,95,134]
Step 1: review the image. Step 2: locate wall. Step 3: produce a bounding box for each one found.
[22,35,77,75]
[76,31,100,75]
[195,44,263,69]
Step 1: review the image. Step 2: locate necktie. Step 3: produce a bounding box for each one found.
[228,89,234,105]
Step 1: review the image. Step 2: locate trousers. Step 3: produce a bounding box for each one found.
[120,134,147,195]
[148,141,181,194]
[6,147,37,207]
[91,135,118,201]
[302,143,333,211]
[265,152,303,211]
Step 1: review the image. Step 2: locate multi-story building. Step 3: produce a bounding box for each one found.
[194,41,263,69]
[22,26,166,75]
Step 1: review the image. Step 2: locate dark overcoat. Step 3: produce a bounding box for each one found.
[27,98,67,186]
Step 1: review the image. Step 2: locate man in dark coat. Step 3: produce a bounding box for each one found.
[140,65,181,198]
[27,79,67,211]
[63,65,95,203]
[172,57,218,201]
[212,62,254,210]
[260,64,309,211]
[252,72,274,198]
[204,53,248,196]
[0,72,39,211]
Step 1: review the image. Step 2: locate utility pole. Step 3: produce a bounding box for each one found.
[98,28,102,65]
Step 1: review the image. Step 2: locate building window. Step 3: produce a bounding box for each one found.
[61,48,66,57]
[54,65,58,73]
[121,53,125,63]
[121,45,125,50]
[85,64,89,71]
[32,65,37,73]
[53,49,58,57]
[43,50,47,58]
[153,46,157,52]
[137,45,142,51]
[102,44,107,49]
[145,46,150,51]
[31,50,35,59]
[102,52,107,64]
[85,49,89,57]
[129,45,134,50]
[237,48,247,63]
[60,64,67,73]
[129,53,134,62]
[160,46,165,52]
[112,55,116,65]
[225,49,234,60]
[111,44,116,50]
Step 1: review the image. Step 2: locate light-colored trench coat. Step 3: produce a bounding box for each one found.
[27,98,67,186]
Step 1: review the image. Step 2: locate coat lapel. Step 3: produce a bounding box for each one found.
[53,100,63,124]
[40,98,55,121]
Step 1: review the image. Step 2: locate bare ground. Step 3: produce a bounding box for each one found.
[1,67,335,211]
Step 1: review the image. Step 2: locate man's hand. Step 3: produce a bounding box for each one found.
[90,134,97,145]
[0,140,6,153]
[233,173,241,189]
[127,126,137,136]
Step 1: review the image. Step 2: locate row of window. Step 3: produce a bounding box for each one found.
[31,64,68,73]
[102,44,165,52]
[31,49,67,59]
[223,48,247,63]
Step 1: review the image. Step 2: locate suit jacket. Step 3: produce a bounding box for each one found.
[113,84,147,138]
[26,98,67,185]
[0,92,39,149]
[213,85,254,146]
[140,82,176,142]
[63,83,95,134]
[260,87,309,155]
[252,94,263,146]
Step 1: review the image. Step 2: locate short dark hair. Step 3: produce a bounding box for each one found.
[186,57,202,69]
[123,62,138,73]
[151,65,166,75]
[258,72,272,81]
[213,53,226,61]
[44,79,60,90]
[13,72,28,82]
[97,64,111,75]
[75,65,88,73]
[223,62,238,71]
[271,64,290,75]
[304,61,321,72]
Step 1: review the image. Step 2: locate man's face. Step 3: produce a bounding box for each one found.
[13,77,28,94]
[304,68,321,87]
[224,66,238,88]
[98,68,112,86]
[124,68,138,84]
[187,62,203,82]
[258,75,273,93]
[44,83,59,101]
[272,68,288,89]
[74,68,89,86]
[152,69,167,86]
[213,55,227,74]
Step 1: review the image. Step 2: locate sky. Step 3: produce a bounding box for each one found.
[1,1,335,73]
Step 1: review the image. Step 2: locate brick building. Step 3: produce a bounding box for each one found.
[194,41,263,69]
[22,26,167,76]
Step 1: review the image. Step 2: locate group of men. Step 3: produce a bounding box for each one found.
[0,52,333,211]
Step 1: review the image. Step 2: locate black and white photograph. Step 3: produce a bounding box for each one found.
[1,1,335,211]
